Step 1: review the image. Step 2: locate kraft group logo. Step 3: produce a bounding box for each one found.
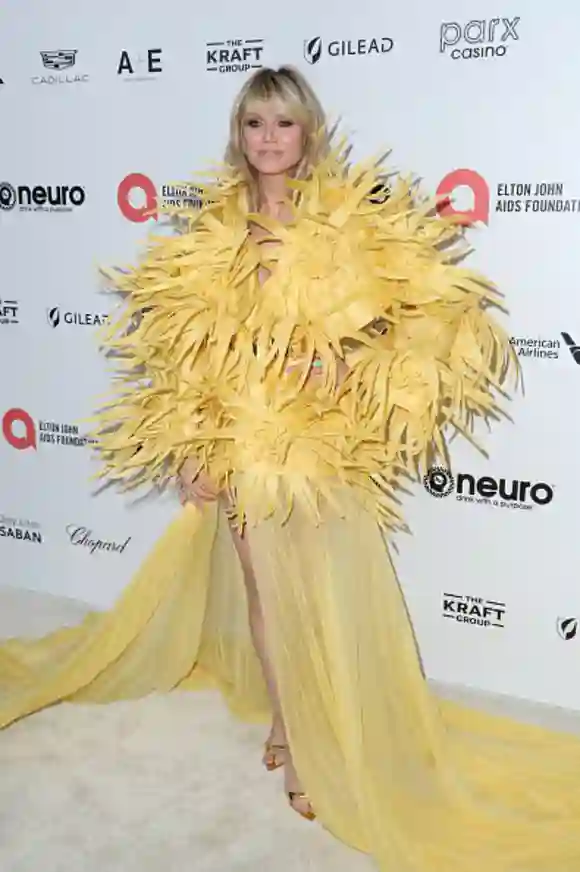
[33,50,89,85]
[1,408,96,451]
[117,48,163,81]
[439,17,521,60]
[442,593,506,629]
[304,36,394,65]
[0,181,85,214]
[47,306,108,328]
[0,513,42,545]
[0,298,19,325]
[118,173,202,223]
[206,38,264,73]
[423,465,554,511]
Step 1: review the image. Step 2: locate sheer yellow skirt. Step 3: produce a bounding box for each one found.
[2,494,580,871]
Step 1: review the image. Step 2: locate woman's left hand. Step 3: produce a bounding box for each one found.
[177,459,220,507]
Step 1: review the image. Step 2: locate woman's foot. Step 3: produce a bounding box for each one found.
[284,750,315,821]
[262,719,288,772]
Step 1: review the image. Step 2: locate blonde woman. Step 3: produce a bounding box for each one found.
[177,68,338,819]
[4,66,580,872]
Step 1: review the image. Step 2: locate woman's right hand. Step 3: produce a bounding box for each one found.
[177,460,219,507]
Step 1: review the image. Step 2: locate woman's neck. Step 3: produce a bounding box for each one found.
[257,173,289,218]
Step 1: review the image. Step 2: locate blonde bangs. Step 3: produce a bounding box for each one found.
[240,72,311,127]
[224,66,330,200]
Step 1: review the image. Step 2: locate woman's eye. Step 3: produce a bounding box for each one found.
[245,119,261,128]
[278,119,294,128]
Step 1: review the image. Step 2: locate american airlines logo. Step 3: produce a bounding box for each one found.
[561,332,580,365]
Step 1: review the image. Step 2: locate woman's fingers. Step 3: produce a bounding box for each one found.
[184,488,218,504]
[177,472,219,506]
[196,483,219,499]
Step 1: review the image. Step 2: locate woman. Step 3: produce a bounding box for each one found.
[3,66,580,871]
[176,69,348,819]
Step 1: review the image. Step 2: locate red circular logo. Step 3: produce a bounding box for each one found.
[2,408,37,450]
[117,172,157,223]
[436,169,490,225]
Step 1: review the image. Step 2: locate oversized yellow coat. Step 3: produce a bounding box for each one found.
[2,148,580,872]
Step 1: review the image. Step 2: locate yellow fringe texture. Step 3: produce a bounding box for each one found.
[91,146,519,530]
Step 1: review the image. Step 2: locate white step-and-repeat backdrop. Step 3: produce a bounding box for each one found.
[1,0,579,710]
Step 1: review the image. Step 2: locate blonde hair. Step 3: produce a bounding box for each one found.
[225,66,330,205]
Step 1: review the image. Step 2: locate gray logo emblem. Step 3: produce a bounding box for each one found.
[40,50,77,71]
[304,37,323,65]
[557,617,578,641]
[47,306,60,328]
[0,181,16,210]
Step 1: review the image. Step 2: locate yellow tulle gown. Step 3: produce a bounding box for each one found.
[3,148,580,872]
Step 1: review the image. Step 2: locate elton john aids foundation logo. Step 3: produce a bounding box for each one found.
[118,173,202,223]
[436,169,490,225]
[436,171,580,224]
[2,408,37,450]
[1,408,95,450]
[117,172,157,222]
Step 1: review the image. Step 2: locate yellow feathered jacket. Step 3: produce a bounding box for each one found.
[94,147,517,530]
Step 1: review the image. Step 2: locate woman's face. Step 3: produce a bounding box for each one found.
[241,98,305,176]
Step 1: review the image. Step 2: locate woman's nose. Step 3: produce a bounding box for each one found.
[263,125,277,142]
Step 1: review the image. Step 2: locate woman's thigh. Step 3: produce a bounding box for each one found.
[219,494,258,598]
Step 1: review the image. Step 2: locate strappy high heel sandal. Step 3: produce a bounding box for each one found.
[262,740,288,772]
[264,735,316,820]
[288,791,316,822]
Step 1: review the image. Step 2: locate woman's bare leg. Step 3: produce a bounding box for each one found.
[226,515,286,748]
[223,501,314,818]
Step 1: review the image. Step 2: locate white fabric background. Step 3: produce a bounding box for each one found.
[1,0,579,709]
